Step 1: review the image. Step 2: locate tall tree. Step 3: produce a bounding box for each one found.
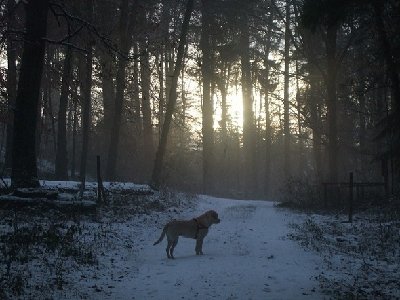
[139,12,155,179]
[11,0,49,188]
[283,0,291,180]
[55,45,73,180]
[151,0,195,188]
[200,0,215,194]
[301,0,346,182]
[240,3,258,197]
[106,0,132,180]
[79,0,94,194]
[325,13,339,182]
[5,0,17,170]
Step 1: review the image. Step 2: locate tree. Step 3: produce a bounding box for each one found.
[139,9,155,180]
[200,0,215,194]
[106,0,132,180]
[151,0,195,188]
[283,0,291,180]
[11,0,49,188]
[301,0,349,182]
[240,2,258,197]
[5,0,18,170]
[79,0,94,194]
[55,45,73,180]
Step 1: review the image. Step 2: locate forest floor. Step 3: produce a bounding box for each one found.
[0,180,399,299]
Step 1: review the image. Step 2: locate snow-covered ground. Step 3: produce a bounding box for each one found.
[2,180,399,298]
[103,195,324,299]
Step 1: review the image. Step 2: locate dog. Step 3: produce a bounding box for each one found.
[153,210,220,259]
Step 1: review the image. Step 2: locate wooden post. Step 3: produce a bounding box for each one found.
[348,172,353,223]
[97,155,106,204]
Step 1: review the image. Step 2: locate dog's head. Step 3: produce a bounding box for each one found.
[207,210,220,224]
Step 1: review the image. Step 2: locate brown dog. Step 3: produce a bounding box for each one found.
[153,210,220,259]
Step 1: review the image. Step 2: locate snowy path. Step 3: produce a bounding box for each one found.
[110,196,324,300]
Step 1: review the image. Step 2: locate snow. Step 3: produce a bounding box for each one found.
[0,178,152,193]
[2,180,399,298]
[0,185,327,299]
[105,195,324,299]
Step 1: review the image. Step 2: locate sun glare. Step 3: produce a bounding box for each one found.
[211,87,245,132]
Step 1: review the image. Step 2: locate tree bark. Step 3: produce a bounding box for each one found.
[151,0,195,188]
[55,45,73,180]
[11,0,48,189]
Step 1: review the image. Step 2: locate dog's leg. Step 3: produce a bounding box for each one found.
[169,239,178,259]
[195,238,204,255]
[166,239,173,259]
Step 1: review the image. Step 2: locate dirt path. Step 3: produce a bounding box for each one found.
[109,196,324,299]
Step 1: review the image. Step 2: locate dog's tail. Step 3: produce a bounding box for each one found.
[153,225,168,246]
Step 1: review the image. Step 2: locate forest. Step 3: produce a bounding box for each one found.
[0,0,399,201]
[1,0,400,298]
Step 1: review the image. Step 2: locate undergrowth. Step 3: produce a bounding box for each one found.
[288,203,400,299]
[0,187,196,299]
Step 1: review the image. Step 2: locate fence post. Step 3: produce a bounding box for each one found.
[348,172,353,223]
[96,155,106,204]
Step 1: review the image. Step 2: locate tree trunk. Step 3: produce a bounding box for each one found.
[200,0,214,194]
[309,69,323,183]
[295,60,305,176]
[140,41,154,179]
[132,43,142,134]
[79,0,94,194]
[11,0,48,189]
[70,90,78,179]
[55,45,73,180]
[157,50,165,137]
[265,82,272,198]
[283,0,291,180]
[5,0,17,170]
[151,0,195,188]
[106,0,131,180]
[240,9,257,197]
[372,0,400,112]
[326,21,338,182]
[99,51,115,138]
[158,1,171,136]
